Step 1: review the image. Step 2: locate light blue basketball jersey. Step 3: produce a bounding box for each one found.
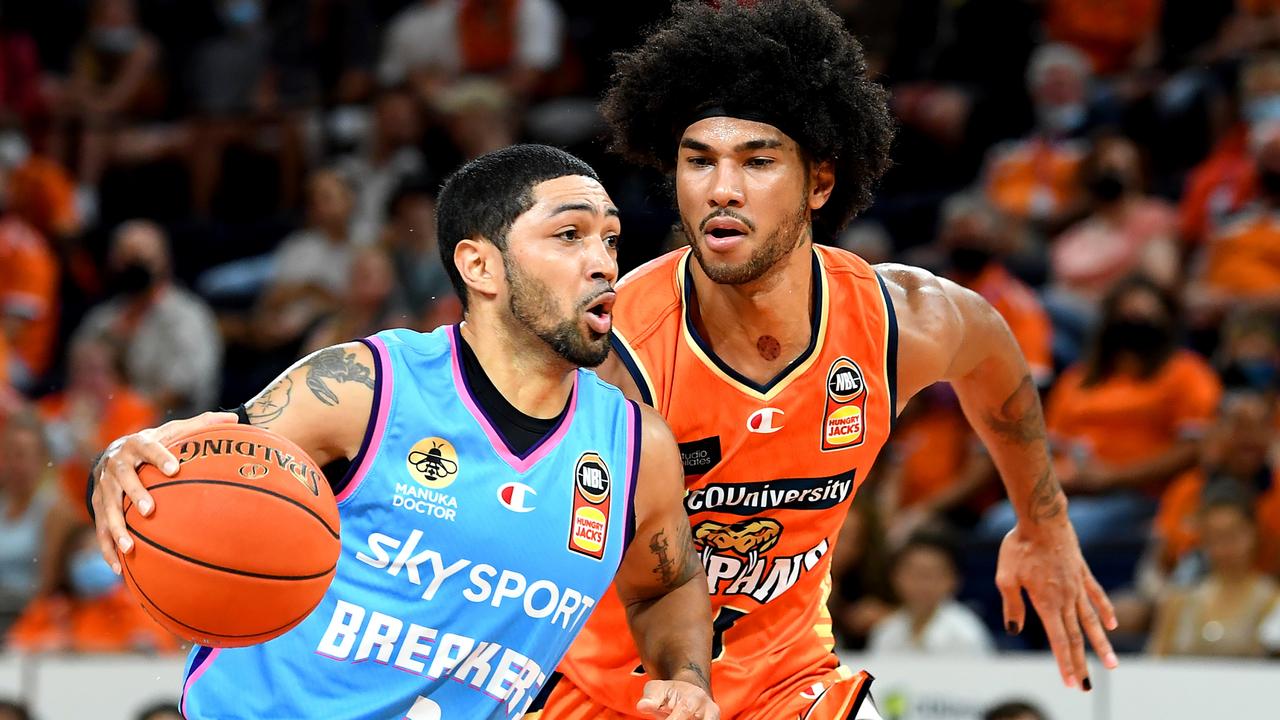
[182,325,640,720]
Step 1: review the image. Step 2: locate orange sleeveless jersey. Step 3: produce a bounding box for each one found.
[558,245,896,715]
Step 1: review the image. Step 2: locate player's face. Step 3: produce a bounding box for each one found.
[676,117,813,285]
[502,175,620,367]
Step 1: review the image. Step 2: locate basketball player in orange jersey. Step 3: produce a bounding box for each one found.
[529,3,1119,719]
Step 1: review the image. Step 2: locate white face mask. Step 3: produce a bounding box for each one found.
[92,26,140,53]
[1037,103,1086,135]
[1246,94,1280,126]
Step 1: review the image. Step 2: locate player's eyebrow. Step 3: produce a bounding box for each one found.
[679,138,783,153]
[547,202,619,218]
[734,138,783,152]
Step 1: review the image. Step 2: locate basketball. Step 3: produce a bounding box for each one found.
[118,423,341,648]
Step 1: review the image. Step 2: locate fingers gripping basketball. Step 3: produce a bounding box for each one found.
[119,424,340,648]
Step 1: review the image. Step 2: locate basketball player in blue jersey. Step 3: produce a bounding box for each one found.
[86,145,720,720]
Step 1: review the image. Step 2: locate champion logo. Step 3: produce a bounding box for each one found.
[497,482,536,513]
[746,407,785,434]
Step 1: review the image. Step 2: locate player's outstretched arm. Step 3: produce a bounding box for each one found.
[877,264,1119,692]
[88,342,376,574]
[614,404,718,720]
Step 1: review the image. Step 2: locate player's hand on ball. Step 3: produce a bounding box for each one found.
[91,411,238,573]
[636,680,719,720]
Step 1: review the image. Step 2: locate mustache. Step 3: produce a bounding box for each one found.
[578,284,615,310]
[699,209,756,233]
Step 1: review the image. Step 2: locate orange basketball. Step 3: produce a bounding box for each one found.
[119,423,340,648]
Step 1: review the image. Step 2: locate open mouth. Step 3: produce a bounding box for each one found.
[702,216,751,249]
[584,292,615,334]
[707,227,746,239]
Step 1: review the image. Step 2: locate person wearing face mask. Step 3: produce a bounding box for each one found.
[1050,134,1179,313]
[1186,124,1280,326]
[71,220,222,419]
[982,43,1092,227]
[55,0,164,205]
[1180,52,1280,247]
[7,523,179,652]
[978,276,1222,547]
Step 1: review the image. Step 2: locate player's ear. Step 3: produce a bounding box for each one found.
[454,236,503,302]
[808,160,835,211]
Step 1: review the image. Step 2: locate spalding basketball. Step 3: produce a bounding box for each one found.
[119,423,340,648]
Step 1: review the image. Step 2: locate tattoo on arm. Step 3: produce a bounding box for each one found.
[246,377,293,425]
[1029,467,1065,522]
[681,662,711,691]
[301,348,375,406]
[649,525,700,589]
[981,374,1047,444]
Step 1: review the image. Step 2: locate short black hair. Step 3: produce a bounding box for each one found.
[385,172,440,219]
[893,530,963,575]
[984,700,1048,720]
[600,0,895,242]
[435,144,600,311]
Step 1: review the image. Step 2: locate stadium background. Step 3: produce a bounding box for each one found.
[0,0,1277,718]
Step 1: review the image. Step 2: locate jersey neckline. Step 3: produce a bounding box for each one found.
[677,247,830,402]
[447,324,580,475]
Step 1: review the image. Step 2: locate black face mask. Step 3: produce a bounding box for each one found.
[109,262,155,297]
[947,245,994,276]
[1100,318,1170,356]
[1259,167,1280,199]
[1087,169,1127,203]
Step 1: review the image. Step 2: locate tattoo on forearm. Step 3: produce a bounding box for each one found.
[246,377,293,425]
[1029,467,1064,522]
[302,348,375,406]
[982,375,1047,444]
[649,526,700,589]
[681,662,711,691]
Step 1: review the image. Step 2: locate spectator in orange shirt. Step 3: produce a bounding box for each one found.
[1154,391,1280,577]
[941,194,1054,383]
[7,523,179,653]
[0,205,58,392]
[982,44,1091,227]
[1178,52,1280,248]
[1186,124,1280,326]
[37,332,156,522]
[1045,0,1161,77]
[979,276,1222,545]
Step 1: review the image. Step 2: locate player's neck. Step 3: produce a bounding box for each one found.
[688,243,815,379]
[458,319,575,419]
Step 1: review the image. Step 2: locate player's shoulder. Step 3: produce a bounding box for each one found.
[370,325,454,359]
[871,262,950,311]
[614,248,687,346]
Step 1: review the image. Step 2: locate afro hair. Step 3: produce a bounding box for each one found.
[600,0,896,242]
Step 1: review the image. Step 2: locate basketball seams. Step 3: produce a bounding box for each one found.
[124,518,337,581]
[122,559,313,644]
[141,478,340,539]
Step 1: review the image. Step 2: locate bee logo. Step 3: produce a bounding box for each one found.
[406,437,460,489]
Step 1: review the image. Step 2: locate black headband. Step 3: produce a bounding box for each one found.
[677,103,804,149]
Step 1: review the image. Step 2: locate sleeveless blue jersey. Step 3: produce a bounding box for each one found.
[182,325,640,719]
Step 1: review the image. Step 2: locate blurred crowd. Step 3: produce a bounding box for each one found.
[0,0,1276,668]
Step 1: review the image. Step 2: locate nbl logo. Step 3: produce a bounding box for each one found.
[569,452,612,560]
[822,357,868,451]
[826,358,864,402]
[574,453,610,504]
